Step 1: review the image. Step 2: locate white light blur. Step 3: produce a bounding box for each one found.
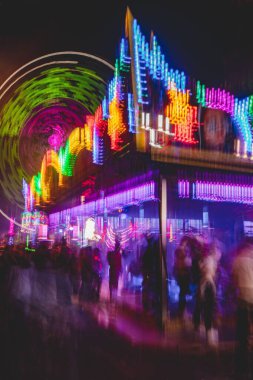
[0,51,114,95]
[0,209,35,232]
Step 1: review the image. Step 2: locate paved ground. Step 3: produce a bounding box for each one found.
[0,297,252,380]
[80,298,253,380]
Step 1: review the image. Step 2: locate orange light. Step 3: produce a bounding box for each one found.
[108,98,126,150]
[40,150,62,203]
[85,116,94,151]
[166,88,198,144]
[69,127,85,156]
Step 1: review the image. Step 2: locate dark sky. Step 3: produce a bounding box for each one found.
[0,0,252,231]
[0,0,252,94]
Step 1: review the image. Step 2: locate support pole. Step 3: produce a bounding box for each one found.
[159,176,169,331]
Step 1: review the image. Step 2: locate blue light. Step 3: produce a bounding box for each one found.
[128,93,135,133]
[233,97,252,154]
[145,43,149,68]
[93,128,104,165]
[181,72,186,91]
[133,19,149,105]
[102,97,108,119]
[119,38,131,72]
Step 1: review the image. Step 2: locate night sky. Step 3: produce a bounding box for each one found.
[0,0,252,94]
[0,0,252,231]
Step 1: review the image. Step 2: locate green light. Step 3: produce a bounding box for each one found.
[59,140,76,176]
[34,173,42,196]
[0,65,106,207]
[196,80,205,107]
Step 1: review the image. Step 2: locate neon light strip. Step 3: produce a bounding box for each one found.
[205,87,234,115]
[128,93,135,133]
[178,180,253,204]
[233,97,252,154]
[49,181,156,224]
[178,180,190,198]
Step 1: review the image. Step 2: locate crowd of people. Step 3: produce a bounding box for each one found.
[0,233,162,327]
[173,234,253,375]
[0,236,142,379]
[0,232,252,376]
[0,238,123,312]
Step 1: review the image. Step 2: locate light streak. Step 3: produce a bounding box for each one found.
[0,53,113,208]
[0,209,35,232]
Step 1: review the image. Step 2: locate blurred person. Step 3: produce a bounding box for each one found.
[91,247,103,301]
[141,234,160,316]
[54,245,72,307]
[189,236,204,290]
[3,247,33,376]
[188,236,205,329]
[6,247,32,318]
[173,236,192,319]
[79,246,94,301]
[69,250,81,299]
[107,237,122,302]
[232,238,253,378]
[30,245,57,330]
[60,237,70,255]
[0,251,9,311]
[199,244,220,347]
[0,251,10,340]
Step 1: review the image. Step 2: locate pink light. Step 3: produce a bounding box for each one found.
[48,132,64,150]
[178,180,190,198]
[105,223,133,249]
[9,218,15,236]
[205,87,235,115]
[178,180,253,204]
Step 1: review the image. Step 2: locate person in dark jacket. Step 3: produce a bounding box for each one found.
[79,246,93,301]
[174,236,192,319]
[107,239,122,301]
[92,247,103,301]
[141,234,160,316]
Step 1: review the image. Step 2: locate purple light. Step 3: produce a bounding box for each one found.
[194,181,253,204]
[9,218,15,236]
[20,100,87,176]
[49,181,156,225]
[205,87,235,115]
[105,181,155,210]
[178,179,253,204]
[178,180,190,198]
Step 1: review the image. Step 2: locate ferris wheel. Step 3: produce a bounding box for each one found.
[0,51,114,210]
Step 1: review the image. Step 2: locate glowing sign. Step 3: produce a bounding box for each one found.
[38,224,48,240]
[84,218,95,240]
[166,88,198,144]
[84,218,101,241]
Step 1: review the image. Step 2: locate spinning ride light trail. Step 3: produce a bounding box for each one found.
[0,52,114,208]
[0,51,114,94]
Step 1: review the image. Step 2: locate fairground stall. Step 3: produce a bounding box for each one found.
[23,9,253,327]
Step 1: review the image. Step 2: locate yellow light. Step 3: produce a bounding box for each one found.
[69,127,86,156]
[166,88,198,144]
[40,150,62,203]
[108,98,126,150]
[85,116,94,151]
